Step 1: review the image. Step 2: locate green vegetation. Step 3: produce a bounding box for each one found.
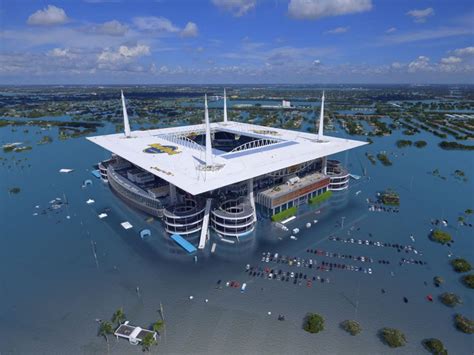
[365,152,376,165]
[451,258,472,273]
[380,189,400,206]
[462,274,474,289]
[439,141,474,150]
[377,152,392,166]
[430,229,452,244]
[396,139,412,148]
[440,292,462,307]
[38,135,53,145]
[97,321,114,347]
[271,206,297,222]
[8,187,21,194]
[303,313,325,334]
[454,314,474,334]
[141,333,157,352]
[112,308,126,326]
[414,140,427,148]
[309,190,333,205]
[465,208,473,215]
[380,328,407,348]
[433,276,444,287]
[340,320,362,336]
[152,320,164,332]
[422,338,447,355]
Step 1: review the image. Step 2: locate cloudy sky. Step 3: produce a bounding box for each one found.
[1,0,473,84]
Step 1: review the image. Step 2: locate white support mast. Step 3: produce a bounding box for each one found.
[204,94,213,166]
[121,90,131,138]
[223,88,228,123]
[317,91,325,141]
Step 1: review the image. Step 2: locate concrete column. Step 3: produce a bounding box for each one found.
[322,157,327,175]
[169,184,177,204]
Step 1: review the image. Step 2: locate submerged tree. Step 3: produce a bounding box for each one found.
[98,321,114,353]
[141,333,157,352]
[303,313,325,334]
[112,308,126,326]
[380,328,407,348]
[422,338,447,355]
[341,320,362,336]
[152,320,164,333]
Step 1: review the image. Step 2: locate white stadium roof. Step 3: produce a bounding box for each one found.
[87,120,366,195]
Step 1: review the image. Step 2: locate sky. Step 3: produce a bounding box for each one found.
[0,0,473,84]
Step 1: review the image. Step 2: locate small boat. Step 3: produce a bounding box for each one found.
[241,283,247,292]
[403,297,408,303]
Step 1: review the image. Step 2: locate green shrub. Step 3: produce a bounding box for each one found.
[303,313,324,334]
[451,258,472,273]
[440,292,462,307]
[454,314,474,334]
[462,274,474,289]
[309,190,333,205]
[430,230,452,244]
[271,206,297,222]
[422,338,447,355]
[380,328,407,348]
[341,320,361,336]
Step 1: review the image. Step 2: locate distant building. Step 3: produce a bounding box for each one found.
[282,100,291,108]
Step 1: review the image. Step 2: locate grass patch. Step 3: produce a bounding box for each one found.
[309,190,333,205]
[271,206,297,222]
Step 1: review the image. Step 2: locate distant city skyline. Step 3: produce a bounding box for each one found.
[1,0,473,84]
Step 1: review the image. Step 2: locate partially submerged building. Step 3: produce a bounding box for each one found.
[88,90,366,247]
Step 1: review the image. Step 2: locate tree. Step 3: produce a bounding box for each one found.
[451,258,472,273]
[98,320,114,353]
[152,320,164,333]
[462,274,474,289]
[112,308,126,326]
[141,333,157,352]
[422,338,447,355]
[303,313,324,334]
[341,320,362,336]
[454,314,474,334]
[98,321,114,342]
[440,292,462,307]
[380,328,407,348]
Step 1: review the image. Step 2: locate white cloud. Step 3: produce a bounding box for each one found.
[381,27,472,45]
[27,5,69,26]
[406,7,434,23]
[85,20,128,36]
[47,48,74,59]
[452,46,474,57]
[313,59,321,65]
[441,56,462,64]
[325,26,349,34]
[133,16,180,33]
[98,44,150,66]
[181,22,199,37]
[391,62,402,69]
[288,0,372,20]
[211,0,257,17]
[386,27,397,34]
[408,56,431,72]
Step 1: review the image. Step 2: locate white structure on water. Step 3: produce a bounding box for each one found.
[89,90,366,246]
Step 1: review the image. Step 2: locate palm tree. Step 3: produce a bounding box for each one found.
[152,320,164,333]
[141,333,157,352]
[112,308,126,326]
[98,321,114,353]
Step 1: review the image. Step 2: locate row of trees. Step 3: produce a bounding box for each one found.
[302,313,458,351]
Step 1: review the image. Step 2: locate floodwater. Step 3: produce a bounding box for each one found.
[0,114,473,354]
